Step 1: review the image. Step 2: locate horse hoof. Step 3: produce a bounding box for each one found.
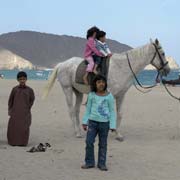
[115,136,124,142]
[76,134,83,138]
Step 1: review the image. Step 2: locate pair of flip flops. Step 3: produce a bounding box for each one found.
[27,143,51,153]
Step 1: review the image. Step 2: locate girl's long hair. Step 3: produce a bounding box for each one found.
[91,75,107,92]
[83,75,107,106]
[86,26,100,39]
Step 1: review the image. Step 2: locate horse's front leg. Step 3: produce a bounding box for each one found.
[73,89,83,138]
[62,87,80,137]
[115,96,125,141]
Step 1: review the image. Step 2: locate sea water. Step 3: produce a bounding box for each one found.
[0,69,179,85]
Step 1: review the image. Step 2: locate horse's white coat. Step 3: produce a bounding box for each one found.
[43,40,170,141]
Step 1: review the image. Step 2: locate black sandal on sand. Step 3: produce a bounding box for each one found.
[45,143,51,147]
[28,146,37,153]
[37,143,46,152]
[27,143,51,153]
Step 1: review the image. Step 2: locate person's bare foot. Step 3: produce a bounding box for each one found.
[83,76,88,85]
[93,69,98,75]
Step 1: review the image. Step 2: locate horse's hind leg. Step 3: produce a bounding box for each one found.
[73,88,83,137]
[115,95,125,141]
[62,86,80,137]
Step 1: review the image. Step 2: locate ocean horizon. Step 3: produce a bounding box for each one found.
[0,69,179,85]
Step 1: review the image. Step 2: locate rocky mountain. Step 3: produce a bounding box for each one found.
[0,31,178,70]
[0,31,132,68]
[144,56,179,70]
[0,47,34,69]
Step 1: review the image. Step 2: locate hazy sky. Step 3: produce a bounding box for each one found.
[0,0,179,64]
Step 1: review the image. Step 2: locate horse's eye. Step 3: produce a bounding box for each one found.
[162,52,165,56]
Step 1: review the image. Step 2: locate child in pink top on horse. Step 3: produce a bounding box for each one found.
[83,26,104,85]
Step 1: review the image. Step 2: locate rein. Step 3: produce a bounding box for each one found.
[126,43,168,93]
[160,75,180,102]
[126,53,159,92]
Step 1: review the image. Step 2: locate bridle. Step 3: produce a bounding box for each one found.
[127,42,180,102]
[127,42,169,93]
[150,43,168,71]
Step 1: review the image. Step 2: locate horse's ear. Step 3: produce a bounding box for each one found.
[150,38,153,43]
[155,38,159,45]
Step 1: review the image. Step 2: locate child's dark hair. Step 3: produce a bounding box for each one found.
[17,71,27,79]
[91,74,107,92]
[86,26,100,39]
[96,31,106,40]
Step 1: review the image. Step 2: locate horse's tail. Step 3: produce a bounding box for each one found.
[42,64,60,99]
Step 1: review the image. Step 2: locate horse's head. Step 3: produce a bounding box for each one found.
[150,39,170,76]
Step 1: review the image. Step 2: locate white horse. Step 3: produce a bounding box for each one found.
[43,39,170,141]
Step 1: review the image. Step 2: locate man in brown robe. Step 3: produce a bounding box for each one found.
[8,71,35,146]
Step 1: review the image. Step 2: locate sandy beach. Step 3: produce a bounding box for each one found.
[1,79,180,180]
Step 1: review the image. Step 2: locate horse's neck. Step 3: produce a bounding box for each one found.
[108,43,155,95]
[126,43,155,74]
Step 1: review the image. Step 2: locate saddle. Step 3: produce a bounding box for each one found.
[75,57,110,85]
[73,57,110,94]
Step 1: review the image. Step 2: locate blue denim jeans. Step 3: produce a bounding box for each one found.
[93,55,102,65]
[85,120,109,167]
